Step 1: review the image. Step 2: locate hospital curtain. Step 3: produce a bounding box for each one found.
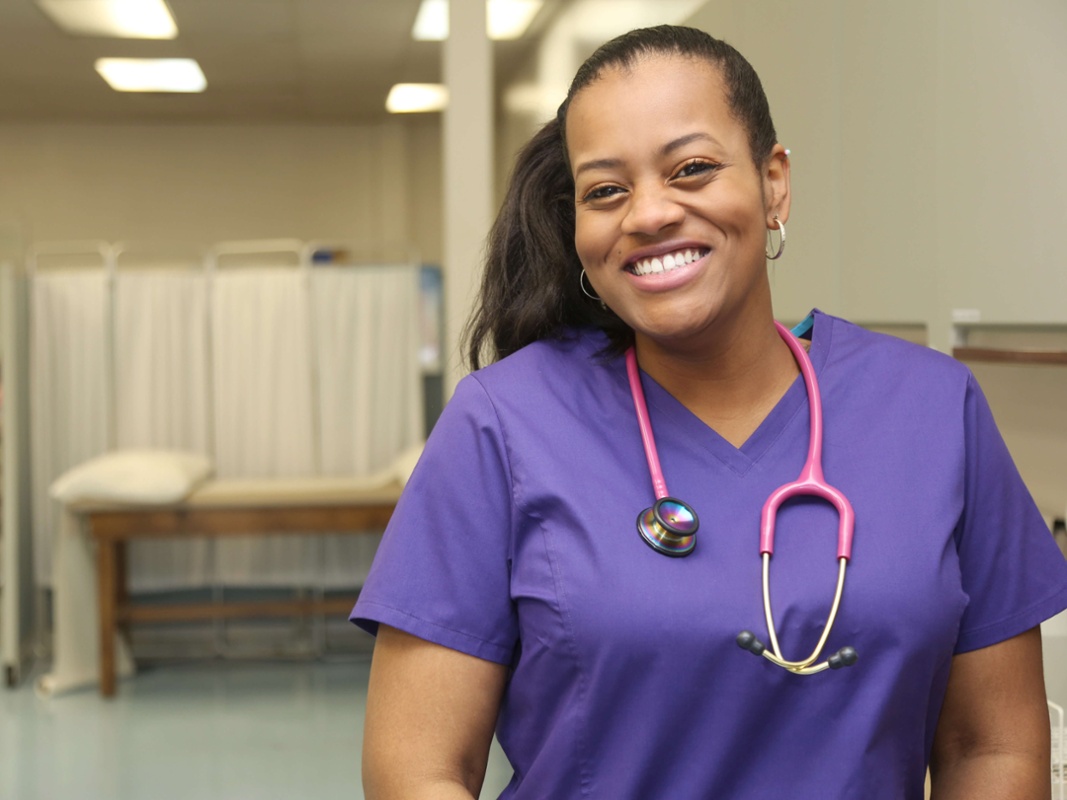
[312,265,423,587]
[30,271,111,585]
[209,267,318,585]
[30,260,425,592]
[113,269,212,591]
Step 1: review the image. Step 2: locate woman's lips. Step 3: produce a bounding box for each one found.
[622,247,711,292]
[627,247,710,276]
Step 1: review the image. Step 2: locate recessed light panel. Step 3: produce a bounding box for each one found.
[412,0,448,41]
[95,59,207,93]
[386,84,449,113]
[412,0,542,41]
[37,0,178,39]
[488,0,542,40]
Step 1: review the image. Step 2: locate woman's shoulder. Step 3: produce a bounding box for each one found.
[816,310,969,382]
[447,328,619,433]
[467,327,614,391]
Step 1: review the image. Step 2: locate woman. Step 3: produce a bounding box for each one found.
[353,26,1067,799]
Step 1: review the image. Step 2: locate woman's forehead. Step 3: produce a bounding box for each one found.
[570,55,727,120]
[565,55,741,157]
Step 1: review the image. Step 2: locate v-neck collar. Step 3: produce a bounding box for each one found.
[632,310,833,476]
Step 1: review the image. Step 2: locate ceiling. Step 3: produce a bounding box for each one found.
[0,0,567,124]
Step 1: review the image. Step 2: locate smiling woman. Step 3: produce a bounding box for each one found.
[567,54,789,390]
[352,25,1067,800]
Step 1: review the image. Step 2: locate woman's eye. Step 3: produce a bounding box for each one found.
[581,185,625,203]
[674,160,719,179]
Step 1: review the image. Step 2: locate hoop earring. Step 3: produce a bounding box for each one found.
[580,269,601,301]
[766,215,786,260]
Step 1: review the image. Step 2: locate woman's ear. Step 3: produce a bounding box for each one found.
[763,143,791,226]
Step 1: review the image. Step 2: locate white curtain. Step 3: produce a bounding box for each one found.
[114,269,209,451]
[31,271,111,586]
[114,269,211,591]
[312,265,423,587]
[210,267,318,585]
[31,259,425,592]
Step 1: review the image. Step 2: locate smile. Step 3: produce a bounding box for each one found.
[627,248,709,276]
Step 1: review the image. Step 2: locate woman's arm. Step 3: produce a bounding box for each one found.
[930,626,1051,800]
[362,624,510,799]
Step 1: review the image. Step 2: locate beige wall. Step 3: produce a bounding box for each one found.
[0,118,442,265]
[686,0,1067,340]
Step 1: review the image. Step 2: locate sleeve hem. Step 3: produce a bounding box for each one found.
[350,601,515,665]
[954,583,1067,654]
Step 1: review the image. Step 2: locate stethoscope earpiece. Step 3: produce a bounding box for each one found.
[636,496,698,557]
[737,629,859,674]
[736,630,766,655]
[827,646,859,670]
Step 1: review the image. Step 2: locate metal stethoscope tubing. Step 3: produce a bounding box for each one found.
[626,321,858,675]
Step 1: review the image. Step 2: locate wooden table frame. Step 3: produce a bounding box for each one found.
[85,500,396,697]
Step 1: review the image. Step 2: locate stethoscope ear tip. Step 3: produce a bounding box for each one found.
[736,630,766,656]
[828,646,859,669]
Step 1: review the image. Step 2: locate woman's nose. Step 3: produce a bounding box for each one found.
[622,185,685,235]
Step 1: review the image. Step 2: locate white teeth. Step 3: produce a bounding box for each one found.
[630,248,707,276]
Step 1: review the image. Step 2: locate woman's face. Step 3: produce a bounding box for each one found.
[566,54,789,353]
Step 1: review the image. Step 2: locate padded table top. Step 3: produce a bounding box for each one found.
[70,475,404,513]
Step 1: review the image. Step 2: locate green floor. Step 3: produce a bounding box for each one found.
[0,655,514,799]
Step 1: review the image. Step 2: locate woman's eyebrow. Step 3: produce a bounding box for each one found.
[661,132,721,156]
[574,133,723,178]
[573,157,623,179]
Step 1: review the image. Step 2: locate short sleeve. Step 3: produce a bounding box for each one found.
[954,373,1067,653]
[350,375,519,664]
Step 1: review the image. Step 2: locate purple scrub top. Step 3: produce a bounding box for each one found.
[353,310,1067,799]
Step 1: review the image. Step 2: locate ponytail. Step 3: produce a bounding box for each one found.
[463,119,629,370]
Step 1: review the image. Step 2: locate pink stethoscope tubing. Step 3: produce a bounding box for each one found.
[625,321,858,675]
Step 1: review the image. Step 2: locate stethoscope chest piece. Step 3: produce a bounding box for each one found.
[637,496,699,557]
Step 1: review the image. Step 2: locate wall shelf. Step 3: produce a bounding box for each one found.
[952,347,1067,366]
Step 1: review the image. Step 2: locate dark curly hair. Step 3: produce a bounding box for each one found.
[463,25,778,369]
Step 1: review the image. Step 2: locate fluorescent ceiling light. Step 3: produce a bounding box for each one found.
[411,0,447,39]
[37,0,178,39]
[386,83,449,113]
[489,0,542,39]
[95,59,207,93]
[412,0,542,41]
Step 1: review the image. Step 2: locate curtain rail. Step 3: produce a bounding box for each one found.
[28,241,118,276]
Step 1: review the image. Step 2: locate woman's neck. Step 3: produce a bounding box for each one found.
[634,316,802,448]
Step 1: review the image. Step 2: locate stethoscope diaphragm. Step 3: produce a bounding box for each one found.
[636,496,699,557]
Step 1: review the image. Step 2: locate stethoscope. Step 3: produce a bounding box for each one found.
[625,320,859,675]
